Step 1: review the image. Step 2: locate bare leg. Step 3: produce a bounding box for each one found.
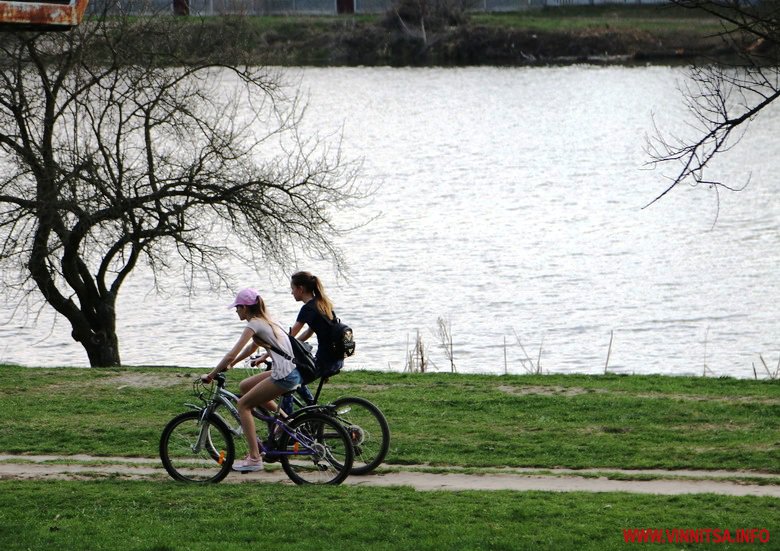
[239,371,270,394]
[238,377,286,460]
[239,371,279,412]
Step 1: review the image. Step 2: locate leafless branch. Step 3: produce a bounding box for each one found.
[645,1,780,206]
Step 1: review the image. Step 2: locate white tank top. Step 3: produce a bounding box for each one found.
[246,318,295,380]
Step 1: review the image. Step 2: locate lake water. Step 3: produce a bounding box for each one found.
[1,65,778,378]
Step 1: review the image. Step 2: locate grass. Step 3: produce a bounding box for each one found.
[0,366,778,472]
[113,5,729,38]
[147,7,727,36]
[0,480,777,550]
[76,5,736,67]
[470,5,726,33]
[0,366,777,550]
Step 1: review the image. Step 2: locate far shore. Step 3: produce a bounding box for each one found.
[84,7,754,67]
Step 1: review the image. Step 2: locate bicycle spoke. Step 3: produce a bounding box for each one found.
[331,397,390,475]
[160,411,234,483]
[280,413,353,485]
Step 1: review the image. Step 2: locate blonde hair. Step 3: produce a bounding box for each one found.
[291,271,334,319]
[246,296,284,341]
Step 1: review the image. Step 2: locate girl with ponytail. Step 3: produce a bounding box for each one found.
[290,271,344,378]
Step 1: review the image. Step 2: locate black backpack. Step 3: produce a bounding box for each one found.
[329,317,355,359]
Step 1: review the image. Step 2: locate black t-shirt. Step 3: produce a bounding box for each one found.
[296,299,336,360]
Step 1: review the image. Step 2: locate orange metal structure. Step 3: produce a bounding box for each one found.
[0,0,89,29]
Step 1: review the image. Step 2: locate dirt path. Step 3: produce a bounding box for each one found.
[2,455,778,497]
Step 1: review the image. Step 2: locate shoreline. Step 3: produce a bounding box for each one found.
[99,14,748,67]
[2,363,778,381]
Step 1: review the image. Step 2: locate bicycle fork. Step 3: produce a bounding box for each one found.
[192,407,214,454]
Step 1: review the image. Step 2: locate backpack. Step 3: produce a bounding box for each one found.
[268,335,320,384]
[329,317,355,359]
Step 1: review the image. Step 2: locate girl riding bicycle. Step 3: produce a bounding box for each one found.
[201,288,301,472]
[289,271,344,378]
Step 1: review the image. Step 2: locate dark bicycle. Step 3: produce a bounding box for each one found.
[159,373,354,485]
[220,360,390,476]
[282,375,390,475]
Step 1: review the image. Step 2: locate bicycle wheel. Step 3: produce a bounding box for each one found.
[159,411,235,483]
[331,396,390,475]
[279,412,353,485]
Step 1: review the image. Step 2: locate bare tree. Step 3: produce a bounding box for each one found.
[0,15,362,366]
[646,0,780,206]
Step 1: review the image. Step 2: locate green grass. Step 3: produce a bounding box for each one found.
[1,367,777,550]
[105,6,727,36]
[77,6,734,67]
[471,5,726,33]
[0,366,777,472]
[0,480,777,551]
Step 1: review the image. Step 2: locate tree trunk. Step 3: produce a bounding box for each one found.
[79,329,121,367]
[67,299,122,367]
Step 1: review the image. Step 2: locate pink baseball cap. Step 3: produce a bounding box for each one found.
[228,288,261,308]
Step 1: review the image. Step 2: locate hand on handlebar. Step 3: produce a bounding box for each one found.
[200,373,214,384]
[249,356,272,370]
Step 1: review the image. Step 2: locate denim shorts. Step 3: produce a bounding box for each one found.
[272,368,302,391]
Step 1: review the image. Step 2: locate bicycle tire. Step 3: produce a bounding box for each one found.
[278,412,353,485]
[159,411,235,483]
[331,396,390,475]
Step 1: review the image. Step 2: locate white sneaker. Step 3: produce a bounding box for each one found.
[232,455,263,472]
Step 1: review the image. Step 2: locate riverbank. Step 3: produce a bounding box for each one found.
[273,19,731,66]
[118,6,752,66]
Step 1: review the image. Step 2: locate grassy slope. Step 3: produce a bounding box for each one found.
[1,366,777,472]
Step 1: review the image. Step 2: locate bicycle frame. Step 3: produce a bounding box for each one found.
[190,375,325,460]
[287,375,335,410]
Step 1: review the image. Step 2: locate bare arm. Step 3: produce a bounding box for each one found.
[232,342,262,367]
[250,351,271,367]
[203,327,255,381]
[290,321,313,341]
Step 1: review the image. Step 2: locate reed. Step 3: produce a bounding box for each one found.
[436,317,457,373]
[404,330,429,373]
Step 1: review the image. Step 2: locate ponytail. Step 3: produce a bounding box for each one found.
[311,275,334,319]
